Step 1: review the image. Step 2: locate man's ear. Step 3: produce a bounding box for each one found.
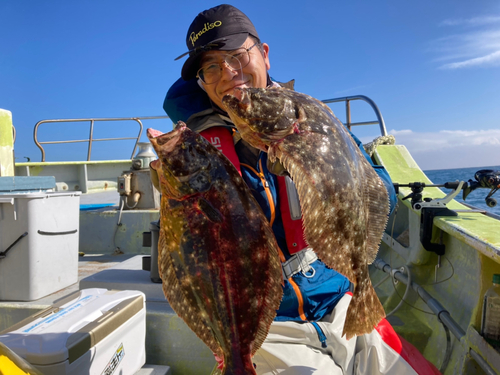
[261,43,271,70]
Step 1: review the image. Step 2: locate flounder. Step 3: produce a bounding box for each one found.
[222,87,389,339]
[147,124,283,375]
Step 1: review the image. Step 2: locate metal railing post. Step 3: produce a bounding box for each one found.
[345,99,351,131]
[87,119,95,161]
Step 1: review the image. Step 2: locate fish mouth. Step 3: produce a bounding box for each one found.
[147,128,164,139]
[147,123,187,152]
[147,125,212,199]
[222,87,252,114]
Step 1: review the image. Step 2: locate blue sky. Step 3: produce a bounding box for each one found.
[1,0,499,170]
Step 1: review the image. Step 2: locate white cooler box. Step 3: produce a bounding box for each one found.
[0,191,80,301]
[0,288,146,375]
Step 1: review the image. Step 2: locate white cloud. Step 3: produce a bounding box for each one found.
[361,129,500,170]
[432,15,500,69]
[391,129,412,134]
[388,128,500,147]
[440,16,500,27]
[440,130,500,145]
[439,49,500,69]
[433,30,500,59]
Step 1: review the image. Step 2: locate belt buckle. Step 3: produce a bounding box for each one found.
[298,250,315,278]
[301,267,316,278]
[282,248,317,279]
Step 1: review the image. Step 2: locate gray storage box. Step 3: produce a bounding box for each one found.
[0,288,146,375]
[0,191,80,301]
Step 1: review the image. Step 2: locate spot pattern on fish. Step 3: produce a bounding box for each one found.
[223,87,389,339]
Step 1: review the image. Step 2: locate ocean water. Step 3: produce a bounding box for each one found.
[423,165,500,217]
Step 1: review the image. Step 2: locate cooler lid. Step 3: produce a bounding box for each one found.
[0,288,144,366]
[0,176,56,193]
[0,191,81,199]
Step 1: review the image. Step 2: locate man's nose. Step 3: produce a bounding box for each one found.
[220,60,239,79]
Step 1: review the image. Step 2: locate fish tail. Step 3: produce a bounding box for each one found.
[342,264,386,340]
[221,355,257,375]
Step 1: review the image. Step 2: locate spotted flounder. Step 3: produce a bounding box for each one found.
[222,87,389,339]
[147,124,283,374]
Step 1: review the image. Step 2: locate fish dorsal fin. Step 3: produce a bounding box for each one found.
[362,164,389,264]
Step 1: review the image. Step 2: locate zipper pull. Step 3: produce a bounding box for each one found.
[310,322,328,348]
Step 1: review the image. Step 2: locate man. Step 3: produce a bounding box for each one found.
[162,4,439,375]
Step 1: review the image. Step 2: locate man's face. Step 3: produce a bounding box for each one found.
[198,37,270,110]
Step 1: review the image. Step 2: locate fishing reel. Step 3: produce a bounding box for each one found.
[394,181,462,211]
[393,169,500,256]
[394,181,462,256]
[395,169,500,209]
[463,169,500,208]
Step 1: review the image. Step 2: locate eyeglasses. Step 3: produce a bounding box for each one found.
[196,42,261,85]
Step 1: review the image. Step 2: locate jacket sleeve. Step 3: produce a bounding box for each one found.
[199,127,241,174]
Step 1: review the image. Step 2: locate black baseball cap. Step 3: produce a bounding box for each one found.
[175,4,259,81]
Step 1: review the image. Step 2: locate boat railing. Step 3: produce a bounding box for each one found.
[322,95,387,136]
[33,116,170,162]
[32,96,386,162]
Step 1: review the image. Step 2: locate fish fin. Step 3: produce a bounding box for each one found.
[274,79,295,90]
[362,165,390,264]
[342,263,386,339]
[157,223,223,355]
[197,198,224,223]
[210,364,223,375]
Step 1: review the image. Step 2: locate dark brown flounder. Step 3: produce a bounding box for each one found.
[222,87,389,340]
[147,124,283,375]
